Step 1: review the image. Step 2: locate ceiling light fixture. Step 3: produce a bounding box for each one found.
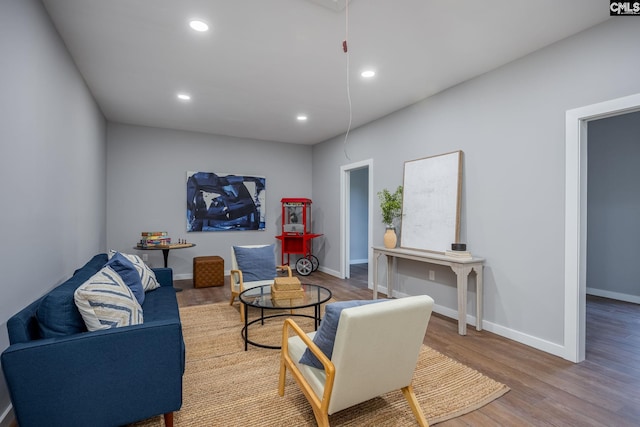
[297,115,308,122]
[177,93,191,101]
[189,20,209,32]
[361,70,376,78]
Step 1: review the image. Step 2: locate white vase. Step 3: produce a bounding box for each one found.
[383,227,397,249]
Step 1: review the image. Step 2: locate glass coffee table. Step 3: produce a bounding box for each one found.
[239,284,332,350]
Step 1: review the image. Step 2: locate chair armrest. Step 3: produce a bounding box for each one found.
[281,318,335,412]
[2,320,183,426]
[282,318,334,373]
[230,269,243,291]
[230,265,290,293]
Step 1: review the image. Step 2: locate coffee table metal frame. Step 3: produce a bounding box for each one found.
[239,284,332,350]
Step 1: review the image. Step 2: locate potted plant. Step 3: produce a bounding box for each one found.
[377,186,403,248]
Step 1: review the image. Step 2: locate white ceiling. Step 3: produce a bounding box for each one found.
[41,0,610,145]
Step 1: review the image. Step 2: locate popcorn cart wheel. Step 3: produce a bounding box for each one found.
[295,255,319,276]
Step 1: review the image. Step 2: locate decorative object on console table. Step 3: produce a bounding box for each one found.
[383,227,397,249]
[445,250,472,259]
[451,243,466,251]
[446,242,472,259]
[377,186,403,249]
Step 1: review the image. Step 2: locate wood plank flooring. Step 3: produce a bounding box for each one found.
[175,264,640,426]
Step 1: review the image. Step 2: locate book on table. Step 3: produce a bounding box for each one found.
[444,250,472,259]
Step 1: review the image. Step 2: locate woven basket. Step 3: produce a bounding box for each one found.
[271,284,304,300]
[273,277,301,291]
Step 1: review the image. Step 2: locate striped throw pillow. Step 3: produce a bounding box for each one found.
[74,265,144,331]
[109,250,160,292]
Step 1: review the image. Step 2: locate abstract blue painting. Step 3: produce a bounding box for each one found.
[186,171,266,232]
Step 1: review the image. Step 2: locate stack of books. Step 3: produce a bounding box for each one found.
[137,231,171,248]
[271,277,304,300]
[444,250,472,259]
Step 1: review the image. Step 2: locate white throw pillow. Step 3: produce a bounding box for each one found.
[109,250,160,292]
[74,265,144,331]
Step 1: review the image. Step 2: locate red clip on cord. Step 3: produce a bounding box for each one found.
[342,40,348,53]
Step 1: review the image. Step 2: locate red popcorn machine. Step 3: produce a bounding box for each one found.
[275,198,322,275]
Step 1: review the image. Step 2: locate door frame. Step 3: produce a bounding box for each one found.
[564,92,640,362]
[340,159,374,281]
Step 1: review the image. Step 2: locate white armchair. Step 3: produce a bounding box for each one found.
[229,244,292,320]
[279,295,434,427]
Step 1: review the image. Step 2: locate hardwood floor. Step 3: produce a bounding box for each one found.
[175,269,640,426]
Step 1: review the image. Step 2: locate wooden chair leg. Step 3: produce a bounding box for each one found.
[401,385,429,427]
[278,358,287,396]
[229,294,236,305]
[163,412,174,427]
[312,409,330,427]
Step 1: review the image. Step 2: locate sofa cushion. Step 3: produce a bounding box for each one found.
[109,250,160,292]
[233,245,276,282]
[74,265,144,331]
[72,253,109,278]
[141,286,180,323]
[36,254,108,338]
[299,299,387,370]
[107,252,145,305]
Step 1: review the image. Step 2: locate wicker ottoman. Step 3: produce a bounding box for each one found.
[193,256,224,288]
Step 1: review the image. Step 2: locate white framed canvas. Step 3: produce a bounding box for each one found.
[400,151,462,253]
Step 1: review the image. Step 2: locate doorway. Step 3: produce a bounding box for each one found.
[564,92,640,363]
[348,167,369,282]
[340,159,373,283]
[586,111,640,304]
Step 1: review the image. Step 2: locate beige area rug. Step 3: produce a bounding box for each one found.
[131,303,509,426]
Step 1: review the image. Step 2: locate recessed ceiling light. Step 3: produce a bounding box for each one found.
[361,70,376,78]
[177,93,191,101]
[297,115,308,122]
[189,20,209,32]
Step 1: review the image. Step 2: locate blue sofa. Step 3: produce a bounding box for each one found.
[1,254,184,427]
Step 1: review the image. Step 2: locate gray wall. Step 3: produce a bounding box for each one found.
[587,110,640,303]
[0,0,107,422]
[312,19,640,350]
[349,168,369,262]
[106,123,313,276]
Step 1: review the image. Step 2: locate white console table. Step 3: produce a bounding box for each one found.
[372,246,485,335]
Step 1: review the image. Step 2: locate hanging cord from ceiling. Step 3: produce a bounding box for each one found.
[342,0,352,160]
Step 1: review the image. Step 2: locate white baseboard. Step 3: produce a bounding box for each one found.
[349,259,368,264]
[480,319,567,359]
[587,288,640,304]
[0,404,14,427]
[391,289,567,359]
[317,266,341,278]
